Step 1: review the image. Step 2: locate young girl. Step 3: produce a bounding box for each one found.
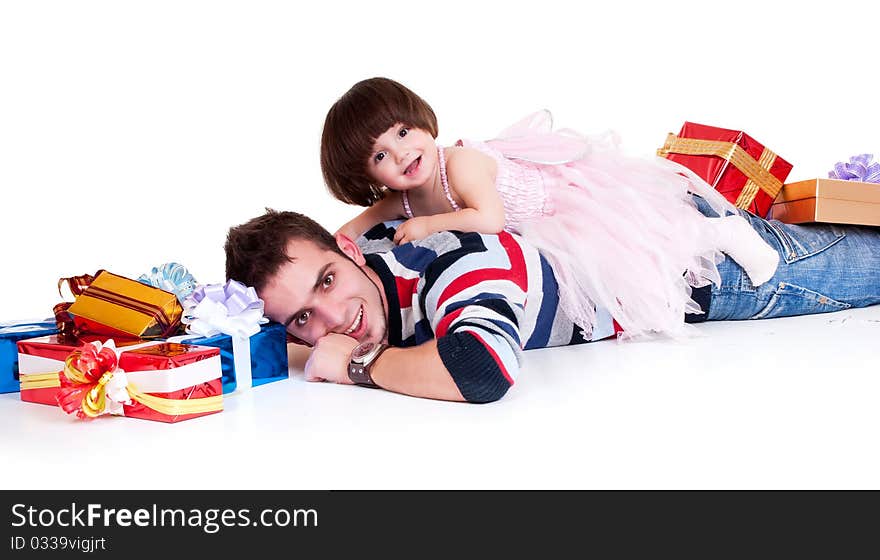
[320,77,779,339]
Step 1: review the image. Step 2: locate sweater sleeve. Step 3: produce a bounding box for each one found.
[423,232,529,403]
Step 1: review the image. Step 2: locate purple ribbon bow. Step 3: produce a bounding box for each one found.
[829,154,880,183]
[189,280,263,316]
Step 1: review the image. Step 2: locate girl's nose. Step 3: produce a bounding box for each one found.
[393,147,409,164]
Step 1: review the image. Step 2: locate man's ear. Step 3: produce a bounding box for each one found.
[335,233,366,266]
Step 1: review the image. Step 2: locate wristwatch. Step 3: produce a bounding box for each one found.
[348,342,388,387]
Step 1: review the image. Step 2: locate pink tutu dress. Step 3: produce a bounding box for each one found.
[406,111,738,339]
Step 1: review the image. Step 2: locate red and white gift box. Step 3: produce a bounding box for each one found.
[18,336,223,423]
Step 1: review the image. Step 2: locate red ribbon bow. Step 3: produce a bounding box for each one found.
[56,342,120,420]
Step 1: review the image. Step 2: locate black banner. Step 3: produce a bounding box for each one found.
[1,490,876,556]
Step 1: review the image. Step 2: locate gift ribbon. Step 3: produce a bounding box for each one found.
[180,280,268,394]
[54,272,102,339]
[57,340,222,420]
[829,154,880,183]
[657,134,782,209]
[138,262,198,304]
[19,372,61,390]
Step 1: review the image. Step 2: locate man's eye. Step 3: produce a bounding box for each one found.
[323,273,334,288]
[374,151,386,163]
[398,127,409,138]
[295,311,311,326]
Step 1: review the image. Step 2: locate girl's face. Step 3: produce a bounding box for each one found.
[367,123,437,191]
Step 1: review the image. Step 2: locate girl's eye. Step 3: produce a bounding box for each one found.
[398,127,409,138]
[374,151,386,163]
[323,273,334,288]
[295,311,311,326]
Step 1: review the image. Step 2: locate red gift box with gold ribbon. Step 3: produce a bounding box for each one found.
[657,122,793,217]
[18,337,223,423]
[17,335,144,405]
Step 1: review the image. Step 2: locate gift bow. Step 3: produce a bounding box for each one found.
[56,340,132,419]
[829,154,880,183]
[138,262,198,304]
[181,280,268,393]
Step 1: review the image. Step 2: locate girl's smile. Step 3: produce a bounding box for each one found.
[404,156,421,176]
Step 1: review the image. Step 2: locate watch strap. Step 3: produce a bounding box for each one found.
[348,343,388,387]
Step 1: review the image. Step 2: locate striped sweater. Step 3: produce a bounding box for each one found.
[359,222,616,403]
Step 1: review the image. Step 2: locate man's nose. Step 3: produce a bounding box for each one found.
[317,299,349,334]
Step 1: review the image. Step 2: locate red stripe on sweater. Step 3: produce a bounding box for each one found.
[435,306,466,339]
[395,276,419,309]
[467,331,514,386]
[437,231,528,310]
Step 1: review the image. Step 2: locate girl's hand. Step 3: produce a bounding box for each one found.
[393,216,435,245]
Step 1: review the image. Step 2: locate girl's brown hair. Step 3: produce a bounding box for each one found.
[320,77,438,207]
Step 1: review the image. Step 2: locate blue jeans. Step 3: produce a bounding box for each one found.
[691,196,880,320]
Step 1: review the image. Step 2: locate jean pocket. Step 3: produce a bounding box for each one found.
[751,281,851,319]
[762,220,846,264]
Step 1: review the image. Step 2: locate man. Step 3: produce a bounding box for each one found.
[224,205,880,403]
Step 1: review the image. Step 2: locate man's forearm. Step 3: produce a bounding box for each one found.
[371,340,466,402]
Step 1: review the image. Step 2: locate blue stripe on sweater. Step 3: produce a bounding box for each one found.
[525,256,560,350]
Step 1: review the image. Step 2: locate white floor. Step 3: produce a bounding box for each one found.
[3,305,879,490]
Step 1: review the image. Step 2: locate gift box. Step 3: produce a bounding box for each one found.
[769,178,880,226]
[17,335,145,405]
[180,321,288,393]
[65,270,183,339]
[55,340,223,423]
[658,122,793,217]
[1,320,59,393]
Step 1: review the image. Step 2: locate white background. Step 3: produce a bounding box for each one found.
[2,1,879,490]
[2,0,877,317]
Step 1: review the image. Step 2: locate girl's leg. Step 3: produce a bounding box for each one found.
[705,215,779,286]
[707,213,880,320]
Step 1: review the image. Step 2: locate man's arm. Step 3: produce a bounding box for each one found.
[370,341,465,401]
[301,333,465,400]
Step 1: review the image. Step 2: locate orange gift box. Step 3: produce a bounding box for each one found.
[769,178,880,226]
[65,270,183,339]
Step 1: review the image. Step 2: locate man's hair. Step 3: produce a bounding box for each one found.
[225,209,345,291]
[320,77,438,207]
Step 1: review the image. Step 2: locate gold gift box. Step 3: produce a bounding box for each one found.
[66,271,183,338]
[769,178,880,226]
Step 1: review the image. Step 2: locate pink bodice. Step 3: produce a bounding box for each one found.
[456,139,553,233]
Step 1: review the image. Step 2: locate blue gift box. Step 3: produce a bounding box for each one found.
[180,321,288,393]
[1,320,60,393]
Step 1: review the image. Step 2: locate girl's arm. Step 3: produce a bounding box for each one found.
[393,148,505,244]
[336,192,405,240]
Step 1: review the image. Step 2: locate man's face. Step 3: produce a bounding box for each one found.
[260,236,387,347]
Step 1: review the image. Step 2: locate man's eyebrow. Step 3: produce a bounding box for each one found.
[282,262,333,328]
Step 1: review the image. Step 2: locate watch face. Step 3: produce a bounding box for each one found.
[351,342,377,362]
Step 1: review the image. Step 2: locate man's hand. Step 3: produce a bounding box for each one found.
[303,333,360,384]
[393,216,435,245]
